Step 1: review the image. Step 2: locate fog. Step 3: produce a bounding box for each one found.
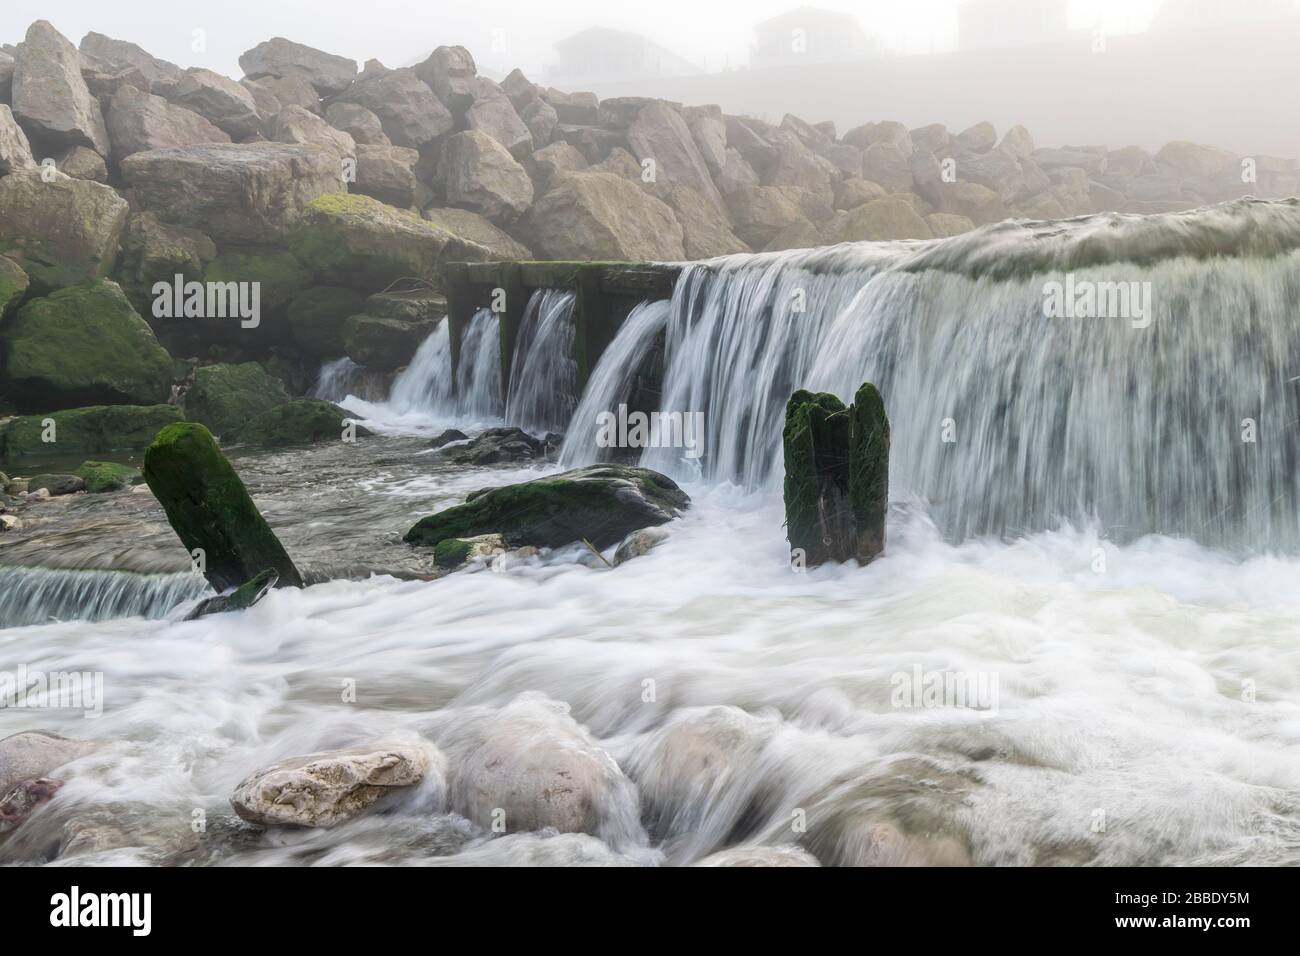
[3,0,1297,155]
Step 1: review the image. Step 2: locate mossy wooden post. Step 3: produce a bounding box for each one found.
[849,382,890,564]
[783,390,855,566]
[143,422,304,592]
[441,261,474,401]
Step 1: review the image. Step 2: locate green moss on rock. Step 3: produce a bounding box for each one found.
[184,362,288,437]
[222,398,363,448]
[405,464,689,550]
[783,390,854,566]
[184,568,279,620]
[0,404,183,463]
[204,247,314,312]
[0,255,29,320]
[0,280,174,411]
[848,382,890,563]
[433,538,474,568]
[77,460,140,493]
[143,422,303,592]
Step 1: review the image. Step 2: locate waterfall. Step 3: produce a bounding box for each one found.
[0,566,211,629]
[560,299,671,468]
[600,199,1300,551]
[386,318,455,414]
[505,289,577,433]
[455,307,504,419]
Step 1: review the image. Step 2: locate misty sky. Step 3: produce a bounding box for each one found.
[2,0,1171,80]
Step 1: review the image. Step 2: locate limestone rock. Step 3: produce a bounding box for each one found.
[336,68,452,149]
[725,185,808,249]
[53,145,107,182]
[422,207,532,259]
[627,100,726,219]
[440,130,533,224]
[861,142,914,193]
[523,141,587,187]
[0,106,36,174]
[265,104,355,158]
[242,74,321,115]
[824,197,932,243]
[693,846,821,867]
[613,525,671,566]
[663,184,750,259]
[926,213,976,237]
[467,84,533,159]
[415,46,477,114]
[518,98,558,151]
[997,124,1035,159]
[168,68,261,139]
[79,32,181,93]
[683,104,727,177]
[104,84,230,161]
[544,89,599,125]
[286,286,368,357]
[323,101,389,146]
[11,21,110,155]
[239,38,357,96]
[0,731,96,792]
[525,171,684,260]
[353,143,419,208]
[954,121,998,153]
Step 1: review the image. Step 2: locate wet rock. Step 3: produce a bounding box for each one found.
[926,213,976,237]
[0,105,36,174]
[142,421,305,590]
[27,474,85,496]
[440,130,533,224]
[1,280,173,410]
[406,463,689,550]
[0,256,28,320]
[934,180,1006,224]
[429,428,468,448]
[185,567,278,619]
[0,404,183,461]
[612,526,670,566]
[431,831,636,867]
[692,845,821,867]
[121,143,342,245]
[11,21,110,155]
[438,427,547,465]
[848,382,890,564]
[0,169,129,293]
[222,399,365,449]
[184,362,289,437]
[335,68,453,149]
[0,731,96,792]
[343,314,434,370]
[290,193,490,291]
[0,778,63,837]
[286,286,368,357]
[230,742,434,828]
[422,207,532,259]
[526,171,684,261]
[353,144,419,208]
[239,37,357,97]
[323,101,389,146]
[439,693,644,845]
[433,533,507,569]
[76,460,139,493]
[783,390,853,565]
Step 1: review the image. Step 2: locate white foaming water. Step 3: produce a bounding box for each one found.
[456,308,503,420]
[6,200,1300,867]
[505,289,578,433]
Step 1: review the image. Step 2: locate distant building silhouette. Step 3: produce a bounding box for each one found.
[546,27,701,86]
[1149,0,1299,31]
[751,6,880,68]
[959,0,1072,51]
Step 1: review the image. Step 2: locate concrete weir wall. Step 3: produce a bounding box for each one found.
[441,260,681,403]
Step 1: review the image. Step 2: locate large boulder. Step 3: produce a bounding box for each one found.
[0,256,28,320]
[264,105,354,158]
[11,21,110,155]
[0,731,96,793]
[0,280,174,410]
[230,743,434,828]
[524,141,588,187]
[405,464,689,551]
[104,84,230,161]
[76,460,140,493]
[353,143,419,208]
[221,398,361,448]
[286,286,368,356]
[238,38,357,97]
[335,68,452,149]
[79,32,182,94]
[823,197,934,243]
[0,51,12,102]
[466,84,533,159]
[439,693,643,845]
[724,185,808,249]
[954,121,998,153]
[167,68,260,139]
[519,98,558,152]
[683,104,727,177]
[52,145,107,182]
[663,185,750,259]
[1156,140,1237,179]
[0,405,182,462]
[184,362,289,437]
[627,100,727,220]
[343,314,434,370]
[0,169,129,293]
[323,101,389,146]
[422,207,533,259]
[290,193,490,290]
[0,105,36,174]
[545,89,599,125]
[415,46,477,114]
[116,211,217,314]
[861,142,914,193]
[526,171,685,260]
[440,130,533,224]
[142,421,304,590]
[121,143,342,244]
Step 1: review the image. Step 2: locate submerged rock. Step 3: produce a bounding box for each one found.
[432,533,506,569]
[0,778,63,838]
[612,526,671,566]
[221,398,364,448]
[230,743,435,828]
[76,460,140,493]
[27,474,85,496]
[437,426,546,465]
[0,731,96,792]
[428,428,468,449]
[142,421,304,591]
[185,568,278,620]
[405,464,689,551]
[692,845,821,867]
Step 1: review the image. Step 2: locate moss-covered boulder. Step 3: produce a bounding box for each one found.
[286,286,368,357]
[434,533,507,569]
[184,568,278,620]
[184,362,288,437]
[405,464,690,550]
[222,398,363,448]
[203,247,314,312]
[289,193,491,291]
[115,212,218,317]
[0,255,28,320]
[783,390,854,566]
[76,460,140,493]
[0,280,174,411]
[143,422,303,592]
[849,382,890,563]
[783,384,890,567]
[0,404,183,462]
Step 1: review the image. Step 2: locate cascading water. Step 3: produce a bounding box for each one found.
[455,308,504,419]
[386,319,455,414]
[0,566,211,628]
[560,299,671,468]
[627,199,1300,551]
[505,289,577,433]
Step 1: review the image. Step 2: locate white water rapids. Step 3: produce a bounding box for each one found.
[2,200,1299,866]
